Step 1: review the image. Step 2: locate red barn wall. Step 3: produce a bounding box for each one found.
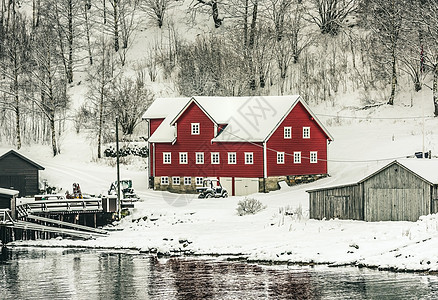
[154,102,264,178]
[149,118,164,136]
[266,102,328,176]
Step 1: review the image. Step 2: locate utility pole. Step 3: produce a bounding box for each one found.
[116,117,121,219]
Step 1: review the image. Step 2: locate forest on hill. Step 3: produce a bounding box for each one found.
[0,0,437,158]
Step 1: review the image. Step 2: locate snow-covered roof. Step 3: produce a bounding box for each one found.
[143,98,190,143]
[142,97,190,119]
[0,149,45,170]
[0,187,19,196]
[360,159,438,185]
[143,96,333,143]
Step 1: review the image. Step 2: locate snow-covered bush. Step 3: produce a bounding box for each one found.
[236,198,266,216]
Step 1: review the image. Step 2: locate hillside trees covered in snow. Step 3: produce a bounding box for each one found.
[1,0,438,156]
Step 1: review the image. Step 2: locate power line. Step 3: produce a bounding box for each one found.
[315,113,435,120]
[218,126,414,164]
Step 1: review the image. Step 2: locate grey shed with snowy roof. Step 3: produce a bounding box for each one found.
[0,150,45,197]
[307,159,438,222]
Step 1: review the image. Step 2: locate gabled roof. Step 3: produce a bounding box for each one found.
[307,159,438,193]
[142,96,333,144]
[0,150,45,170]
[358,159,438,185]
[0,187,19,196]
[142,97,190,119]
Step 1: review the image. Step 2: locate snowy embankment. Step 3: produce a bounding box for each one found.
[6,92,438,273]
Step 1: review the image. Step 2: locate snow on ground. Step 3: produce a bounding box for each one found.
[4,91,438,274]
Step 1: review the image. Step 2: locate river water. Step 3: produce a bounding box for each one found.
[1,247,437,300]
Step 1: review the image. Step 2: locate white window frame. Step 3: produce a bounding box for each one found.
[277,152,285,164]
[184,177,192,185]
[196,152,204,164]
[245,152,254,165]
[191,123,200,135]
[172,177,180,185]
[310,151,318,164]
[284,127,292,139]
[163,152,171,164]
[228,152,236,164]
[161,176,169,185]
[179,152,188,164]
[211,152,220,164]
[294,152,301,164]
[303,127,310,139]
[196,177,204,186]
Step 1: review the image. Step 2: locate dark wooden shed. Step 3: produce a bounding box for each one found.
[0,150,45,197]
[308,160,438,222]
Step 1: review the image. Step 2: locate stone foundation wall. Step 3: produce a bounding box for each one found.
[259,174,328,192]
[154,174,328,194]
[153,177,198,193]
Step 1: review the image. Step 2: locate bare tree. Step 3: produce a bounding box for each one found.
[31,21,70,156]
[306,0,358,35]
[364,0,406,105]
[108,71,154,135]
[87,36,118,158]
[418,0,438,116]
[140,0,177,28]
[189,0,223,28]
[0,10,31,150]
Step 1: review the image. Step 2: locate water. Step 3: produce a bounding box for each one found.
[1,247,438,300]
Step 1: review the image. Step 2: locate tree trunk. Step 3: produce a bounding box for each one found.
[388,48,397,105]
[67,0,73,83]
[14,61,21,150]
[211,1,222,28]
[84,1,93,65]
[32,0,40,28]
[113,0,119,52]
[433,64,438,117]
[50,115,58,156]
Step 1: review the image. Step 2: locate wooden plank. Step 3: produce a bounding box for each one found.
[26,215,108,235]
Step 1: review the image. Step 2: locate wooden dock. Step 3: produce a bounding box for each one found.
[0,196,122,244]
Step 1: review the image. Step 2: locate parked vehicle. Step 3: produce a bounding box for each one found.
[196,178,228,198]
[108,179,140,204]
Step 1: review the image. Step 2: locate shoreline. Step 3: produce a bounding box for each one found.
[4,243,438,276]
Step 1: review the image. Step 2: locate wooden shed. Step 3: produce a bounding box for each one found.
[308,159,438,222]
[0,187,19,218]
[0,150,45,197]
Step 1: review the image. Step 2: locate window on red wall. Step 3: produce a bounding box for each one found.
[310,151,318,163]
[179,152,188,164]
[163,152,171,164]
[245,152,253,164]
[284,127,292,139]
[294,152,301,164]
[277,152,285,164]
[303,127,310,139]
[211,152,220,164]
[228,152,236,164]
[191,123,200,135]
[196,152,204,164]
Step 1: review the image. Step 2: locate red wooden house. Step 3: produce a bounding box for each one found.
[142,96,333,195]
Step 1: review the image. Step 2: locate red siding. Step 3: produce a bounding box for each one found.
[266,102,328,176]
[148,119,164,178]
[150,100,329,179]
[149,118,164,136]
[154,102,264,177]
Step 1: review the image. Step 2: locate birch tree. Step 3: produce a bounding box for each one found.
[32,20,70,156]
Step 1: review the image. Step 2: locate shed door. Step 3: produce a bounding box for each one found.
[367,188,424,222]
[234,178,259,196]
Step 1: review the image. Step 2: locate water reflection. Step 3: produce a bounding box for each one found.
[0,248,437,300]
